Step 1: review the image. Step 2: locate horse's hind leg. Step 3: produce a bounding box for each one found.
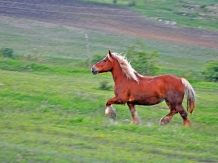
[177,104,191,127]
[160,102,191,127]
[127,103,140,125]
[160,101,178,126]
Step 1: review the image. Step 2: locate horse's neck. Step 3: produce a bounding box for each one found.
[111,60,127,84]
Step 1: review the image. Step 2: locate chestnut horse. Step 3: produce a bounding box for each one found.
[91,51,196,126]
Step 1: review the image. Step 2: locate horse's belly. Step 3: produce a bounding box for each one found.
[135,97,164,105]
[130,91,164,105]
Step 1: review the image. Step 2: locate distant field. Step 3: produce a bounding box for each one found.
[1,16,217,77]
[84,0,218,30]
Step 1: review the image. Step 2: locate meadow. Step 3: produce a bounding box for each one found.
[0,6,218,163]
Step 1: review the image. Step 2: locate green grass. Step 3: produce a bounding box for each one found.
[1,62,218,162]
[84,0,218,30]
[0,9,218,162]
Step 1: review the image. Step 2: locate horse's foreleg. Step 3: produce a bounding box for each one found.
[105,97,124,120]
[105,105,116,120]
[127,103,140,125]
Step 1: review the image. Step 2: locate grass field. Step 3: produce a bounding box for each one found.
[0,3,218,162]
[1,59,218,162]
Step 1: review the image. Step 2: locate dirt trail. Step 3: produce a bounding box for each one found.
[0,0,218,48]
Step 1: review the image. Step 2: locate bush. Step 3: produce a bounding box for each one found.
[200,4,207,9]
[202,61,218,82]
[126,41,160,76]
[2,48,14,58]
[99,80,112,90]
[128,0,136,6]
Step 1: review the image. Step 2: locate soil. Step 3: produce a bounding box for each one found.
[0,0,218,49]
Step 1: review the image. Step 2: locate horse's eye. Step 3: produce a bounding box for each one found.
[103,59,106,62]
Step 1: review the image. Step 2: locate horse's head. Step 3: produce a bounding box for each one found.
[91,50,113,75]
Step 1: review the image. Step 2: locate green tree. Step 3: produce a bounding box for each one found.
[202,61,218,82]
[126,41,160,75]
[2,48,14,58]
[99,80,112,90]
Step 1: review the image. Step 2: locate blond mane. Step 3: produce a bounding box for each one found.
[107,53,139,82]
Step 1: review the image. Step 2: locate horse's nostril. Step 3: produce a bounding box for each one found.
[91,67,98,75]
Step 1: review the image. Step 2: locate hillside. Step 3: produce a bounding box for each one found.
[0,0,218,48]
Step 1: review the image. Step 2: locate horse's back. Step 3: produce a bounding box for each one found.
[140,74,182,86]
[125,74,183,105]
[154,74,184,91]
[139,74,184,96]
[156,74,182,85]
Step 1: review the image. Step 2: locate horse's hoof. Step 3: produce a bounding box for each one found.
[131,117,141,125]
[184,119,191,127]
[131,121,140,125]
[110,108,116,120]
[105,106,116,120]
[160,116,171,126]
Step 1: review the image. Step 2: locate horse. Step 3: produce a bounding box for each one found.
[91,50,196,126]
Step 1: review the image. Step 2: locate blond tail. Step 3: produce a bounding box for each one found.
[181,78,196,114]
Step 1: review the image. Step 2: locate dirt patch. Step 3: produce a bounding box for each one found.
[0,0,218,48]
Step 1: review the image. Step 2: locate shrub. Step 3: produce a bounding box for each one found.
[200,4,207,9]
[128,0,136,6]
[202,61,218,82]
[99,80,112,90]
[2,48,14,58]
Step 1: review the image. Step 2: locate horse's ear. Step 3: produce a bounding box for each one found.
[108,50,112,57]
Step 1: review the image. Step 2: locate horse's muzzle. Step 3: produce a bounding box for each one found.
[91,67,98,75]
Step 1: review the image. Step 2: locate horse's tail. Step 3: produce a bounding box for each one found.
[181,78,196,114]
